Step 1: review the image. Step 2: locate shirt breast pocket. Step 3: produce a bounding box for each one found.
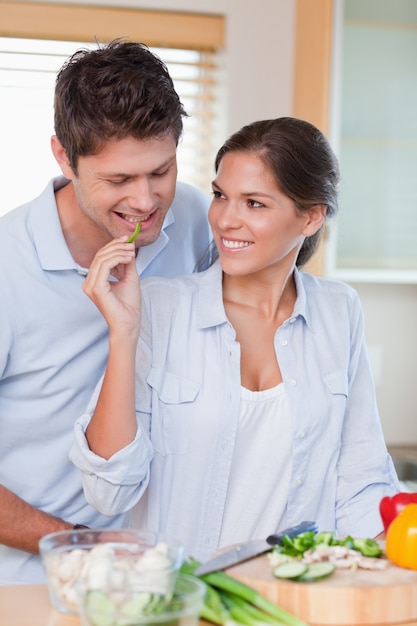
[322,371,348,438]
[147,365,200,455]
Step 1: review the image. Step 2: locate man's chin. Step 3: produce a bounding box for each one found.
[135,229,161,248]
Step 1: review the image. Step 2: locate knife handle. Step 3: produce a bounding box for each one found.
[266,520,318,545]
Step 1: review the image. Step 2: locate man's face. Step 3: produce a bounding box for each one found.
[63,134,178,249]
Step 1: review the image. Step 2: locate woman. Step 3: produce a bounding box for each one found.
[70,117,399,561]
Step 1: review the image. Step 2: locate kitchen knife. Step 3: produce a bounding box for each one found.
[194,520,318,576]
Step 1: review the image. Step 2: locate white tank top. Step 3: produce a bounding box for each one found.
[219,383,292,547]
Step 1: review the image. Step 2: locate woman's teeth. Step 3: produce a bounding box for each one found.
[222,238,252,249]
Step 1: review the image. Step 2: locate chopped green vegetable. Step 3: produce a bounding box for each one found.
[85,590,117,626]
[351,538,382,558]
[314,531,334,545]
[273,560,335,583]
[84,589,182,626]
[281,532,316,556]
[121,593,152,617]
[126,221,141,243]
[273,562,307,580]
[295,562,335,582]
[272,531,382,559]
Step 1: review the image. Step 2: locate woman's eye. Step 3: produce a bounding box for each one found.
[248,199,264,208]
[212,190,225,199]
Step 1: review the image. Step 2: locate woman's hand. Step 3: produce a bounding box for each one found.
[83,237,141,340]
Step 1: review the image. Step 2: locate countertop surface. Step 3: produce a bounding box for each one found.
[0,584,209,626]
[0,584,80,626]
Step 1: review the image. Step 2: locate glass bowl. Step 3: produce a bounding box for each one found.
[39,529,184,615]
[76,573,206,626]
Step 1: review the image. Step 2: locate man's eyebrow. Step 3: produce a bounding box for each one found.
[152,155,177,171]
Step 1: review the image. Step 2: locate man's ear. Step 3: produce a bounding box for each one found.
[302,204,327,236]
[51,135,74,179]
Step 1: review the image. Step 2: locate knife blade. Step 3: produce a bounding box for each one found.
[194,520,318,576]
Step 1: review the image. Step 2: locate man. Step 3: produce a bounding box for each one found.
[0,39,211,584]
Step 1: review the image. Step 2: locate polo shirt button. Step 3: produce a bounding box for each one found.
[280,339,288,346]
[289,379,297,387]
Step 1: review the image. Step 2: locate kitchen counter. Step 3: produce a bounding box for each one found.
[0,584,79,626]
[0,584,210,626]
[3,578,417,626]
[388,444,417,485]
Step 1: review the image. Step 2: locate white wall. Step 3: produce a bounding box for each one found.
[352,282,417,444]
[22,0,417,445]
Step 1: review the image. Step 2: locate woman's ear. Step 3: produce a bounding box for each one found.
[302,204,327,236]
[50,135,74,179]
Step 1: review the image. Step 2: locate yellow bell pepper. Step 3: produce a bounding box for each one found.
[385,502,417,570]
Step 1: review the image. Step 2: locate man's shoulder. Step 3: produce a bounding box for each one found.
[171,181,210,215]
[0,178,59,237]
[0,201,32,245]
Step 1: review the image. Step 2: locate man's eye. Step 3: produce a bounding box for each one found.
[152,168,169,177]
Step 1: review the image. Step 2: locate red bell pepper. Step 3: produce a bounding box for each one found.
[380,492,417,533]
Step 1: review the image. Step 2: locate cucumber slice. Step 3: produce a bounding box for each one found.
[85,590,117,626]
[121,592,153,616]
[273,561,308,579]
[296,561,335,582]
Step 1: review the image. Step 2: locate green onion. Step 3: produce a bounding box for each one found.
[126,221,141,243]
[180,558,309,626]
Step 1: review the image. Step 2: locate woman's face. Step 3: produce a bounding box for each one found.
[208,150,323,278]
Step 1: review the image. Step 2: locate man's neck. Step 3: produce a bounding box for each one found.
[55,182,110,268]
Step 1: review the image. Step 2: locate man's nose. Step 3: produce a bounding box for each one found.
[127,179,153,212]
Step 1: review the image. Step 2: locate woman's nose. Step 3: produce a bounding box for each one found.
[214,200,241,229]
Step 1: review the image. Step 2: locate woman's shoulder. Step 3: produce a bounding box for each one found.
[298,270,359,300]
[297,270,362,321]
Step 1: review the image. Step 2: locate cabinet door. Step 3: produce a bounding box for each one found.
[327,0,417,283]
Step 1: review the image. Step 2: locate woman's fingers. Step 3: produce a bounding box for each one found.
[83,239,141,337]
[84,239,135,297]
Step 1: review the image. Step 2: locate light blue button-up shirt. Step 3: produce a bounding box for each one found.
[71,261,400,562]
[0,176,211,583]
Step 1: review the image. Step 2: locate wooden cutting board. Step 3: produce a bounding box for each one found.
[226,554,417,626]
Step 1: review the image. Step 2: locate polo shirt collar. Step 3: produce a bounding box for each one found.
[31,177,80,271]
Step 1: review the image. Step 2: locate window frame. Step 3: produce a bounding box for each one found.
[0,2,224,50]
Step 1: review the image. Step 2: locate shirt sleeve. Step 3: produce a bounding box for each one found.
[69,378,154,517]
[334,292,400,537]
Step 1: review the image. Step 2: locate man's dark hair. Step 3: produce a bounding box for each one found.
[54,39,188,172]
